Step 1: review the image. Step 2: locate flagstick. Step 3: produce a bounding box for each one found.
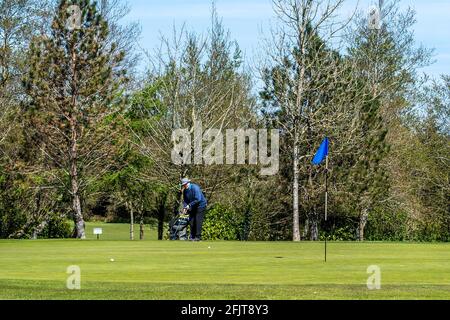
[325,155,328,262]
[325,155,328,221]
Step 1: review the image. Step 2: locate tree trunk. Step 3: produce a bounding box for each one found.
[157,216,164,240]
[292,20,306,241]
[157,203,165,241]
[129,204,134,240]
[302,219,309,240]
[292,131,301,241]
[69,50,85,239]
[71,158,85,239]
[72,192,85,239]
[242,207,252,241]
[32,220,48,240]
[31,189,46,240]
[357,208,369,241]
[157,193,168,240]
[139,213,144,240]
[309,212,318,241]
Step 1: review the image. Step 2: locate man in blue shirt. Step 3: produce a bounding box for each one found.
[181,178,207,241]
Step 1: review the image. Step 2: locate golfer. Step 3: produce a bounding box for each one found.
[181,178,207,241]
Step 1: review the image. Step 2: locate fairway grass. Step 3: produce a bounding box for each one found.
[1,239,450,300]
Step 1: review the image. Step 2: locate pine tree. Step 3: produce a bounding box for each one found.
[345,0,432,240]
[23,0,128,238]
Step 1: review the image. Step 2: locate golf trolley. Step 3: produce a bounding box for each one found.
[168,211,190,240]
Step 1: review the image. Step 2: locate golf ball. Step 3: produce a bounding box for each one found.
[110,258,115,262]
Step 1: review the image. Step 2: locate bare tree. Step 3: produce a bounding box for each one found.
[130,7,256,223]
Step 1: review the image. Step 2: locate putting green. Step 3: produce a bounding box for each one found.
[1,231,449,299]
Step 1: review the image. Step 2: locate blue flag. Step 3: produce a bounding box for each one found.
[312,137,329,165]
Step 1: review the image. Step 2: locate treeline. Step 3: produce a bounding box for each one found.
[0,0,448,241]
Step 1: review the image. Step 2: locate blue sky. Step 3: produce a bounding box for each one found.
[123,0,450,78]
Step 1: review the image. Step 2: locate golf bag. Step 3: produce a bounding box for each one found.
[169,212,190,240]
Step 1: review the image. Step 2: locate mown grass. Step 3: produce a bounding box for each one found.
[81,221,161,241]
[0,223,449,300]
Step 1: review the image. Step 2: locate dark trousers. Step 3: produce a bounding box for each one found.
[189,206,206,240]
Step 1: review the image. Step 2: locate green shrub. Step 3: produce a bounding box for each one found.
[406,218,447,242]
[365,209,409,241]
[41,215,72,239]
[320,226,355,241]
[0,209,27,238]
[202,204,242,240]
